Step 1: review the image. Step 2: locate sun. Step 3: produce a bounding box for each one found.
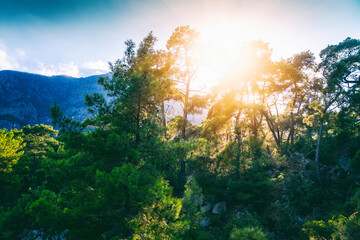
[193,19,255,91]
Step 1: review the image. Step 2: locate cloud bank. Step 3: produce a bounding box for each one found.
[0,41,109,77]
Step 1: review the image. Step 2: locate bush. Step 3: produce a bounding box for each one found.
[345,212,360,240]
[302,213,360,240]
[229,227,268,240]
[350,149,360,174]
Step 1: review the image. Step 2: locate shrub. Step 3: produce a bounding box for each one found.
[229,227,268,240]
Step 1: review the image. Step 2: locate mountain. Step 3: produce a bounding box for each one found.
[0,70,107,129]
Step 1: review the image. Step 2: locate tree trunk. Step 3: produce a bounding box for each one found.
[181,108,187,139]
[263,112,281,148]
[135,100,141,145]
[234,113,241,178]
[235,134,241,179]
[161,101,167,138]
[180,75,191,184]
[181,80,190,140]
[315,119,323,187]
[287,112,295,147]
[315,118,330,197]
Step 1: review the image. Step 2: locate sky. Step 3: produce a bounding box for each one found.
[0,0,360,79]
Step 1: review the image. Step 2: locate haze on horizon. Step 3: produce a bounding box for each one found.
[0,0,359,82]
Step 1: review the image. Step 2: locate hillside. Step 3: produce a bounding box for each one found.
[0,70,106,129]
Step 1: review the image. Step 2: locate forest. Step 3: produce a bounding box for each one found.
[0,26,360,239]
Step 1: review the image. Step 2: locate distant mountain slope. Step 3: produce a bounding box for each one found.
[0,70,107,129]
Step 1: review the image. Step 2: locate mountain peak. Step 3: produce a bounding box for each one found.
[0,71,105,129]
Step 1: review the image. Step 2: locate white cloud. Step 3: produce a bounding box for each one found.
[0,48,21,70]
[35,60,109,78]
[0,40,28,71]
[81,60,109,75]
[0,39,108,78]
[37,62,80,77]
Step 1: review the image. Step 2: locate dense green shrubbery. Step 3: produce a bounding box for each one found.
[229,227,268,240]
[303,213,360,240]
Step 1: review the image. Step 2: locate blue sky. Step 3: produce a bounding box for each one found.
[0,0,360,77]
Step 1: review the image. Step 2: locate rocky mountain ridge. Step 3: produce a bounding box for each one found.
[0,70,106,129]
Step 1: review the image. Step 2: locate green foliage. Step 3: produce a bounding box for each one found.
[350,188,360,211]
[21,125,59,155]
[27,190,65,236]
[0,193,33,239]
[14,125,60,192]
[319,37,360,94]
[227,170,273,211]
[302,213,360,240]
[0,129,25,207]
[167,115,189,138]
[229,227,268,240]
[303,216,345,240]
[284,173,322,215]
[0,129,25,172]
[351,149,360,174]
[302,212,360,240]
[333,110,359,140]
[248,136,264,158]
[188,94,208,115]
[181,176,204,225]
[166,25,204,139]
[345,213,360,240]
[130,178,185,240]
[50,102,83,136]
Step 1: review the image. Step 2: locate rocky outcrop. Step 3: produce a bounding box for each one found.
[201,202,212,213]
[212,201,226,214]
[0,70,107,129]
[199,218,210,227]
